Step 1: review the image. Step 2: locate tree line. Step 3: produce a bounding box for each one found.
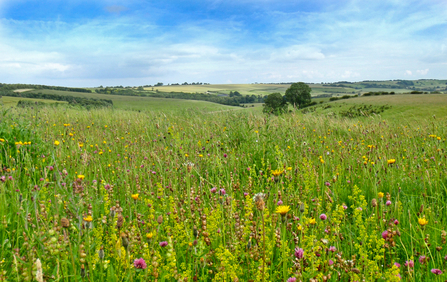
[0,90,113,109]
[0,83,92,93]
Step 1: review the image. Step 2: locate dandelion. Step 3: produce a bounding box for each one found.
[378,192,384,198]
[146,233,153,239]
[133,258,147,269]
[308,218,316,225]
[418,217,428,226]
[83,215,93,222]
[54,140,60,146]
[77,175,85,180]
[271,169,283,177]
[275,205,290,216]
[131,194,139,200]
[387,159,396,165]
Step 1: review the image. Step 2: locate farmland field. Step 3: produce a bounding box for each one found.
[0,92,447,281]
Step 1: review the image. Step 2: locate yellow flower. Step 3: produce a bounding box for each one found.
[287,167,292,171]
[146,232,153,239]
[54,140,60,146]
[0,138,5,142]
[308,218,316,225]
[83,215,93,222]
[418,218,428,226]
[271,169,284,177]
[387,159,396,165]
[297,224,302,231]
[77,175,85,180]
[378,192,384,198]
[275,205,290,215]
[131,194,139,200]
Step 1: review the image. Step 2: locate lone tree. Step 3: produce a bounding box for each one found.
[263,92,288,115]
[285,82,311,109]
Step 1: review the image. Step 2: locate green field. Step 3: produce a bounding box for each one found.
[23,89,242,112]
[144,80,447,97]
[1,85,447,281]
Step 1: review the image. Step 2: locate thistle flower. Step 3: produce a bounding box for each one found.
[386,200,391,206]
[133,258,147,269]
[275,205,290,216]
[159,241,168,247]
[287,277,297,282]
[294,247,304,259]
[319,214,327,220]
[431,269,443,275]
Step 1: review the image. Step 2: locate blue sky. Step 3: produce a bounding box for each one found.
[0,0,446,87]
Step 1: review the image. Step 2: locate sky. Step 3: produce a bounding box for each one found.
[0,0,446,87]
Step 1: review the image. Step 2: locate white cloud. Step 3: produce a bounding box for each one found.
[417,69,429,75]
[405,70,413,75]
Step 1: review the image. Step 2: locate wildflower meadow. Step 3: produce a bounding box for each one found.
[0,105,447,281]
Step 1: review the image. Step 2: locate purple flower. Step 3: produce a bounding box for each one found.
[133,258,147,269]
[319,214,327,220]
[210,187,217,193]
[219,188,226,195]
[277,200,283,205]
[382,230,388,240]
[0,176,5,182]
[243,192,248,197]
[159,241,168,247]
[287,277,297,282]
[328,259,334,266]
[324,181,331,187]
[343,205,348,210]
[394,219,399,225]
[431,269,443,275]
[329,246,336,252]
[405,260,414,268]
[294,247,304,259]
[394,262,401,268]
[223,153,227,158]
[386,200,391,206]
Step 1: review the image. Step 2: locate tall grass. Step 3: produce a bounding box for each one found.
[0,105,446,281]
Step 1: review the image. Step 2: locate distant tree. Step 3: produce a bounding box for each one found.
[263,92,288,115]
[285,82,311,108]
